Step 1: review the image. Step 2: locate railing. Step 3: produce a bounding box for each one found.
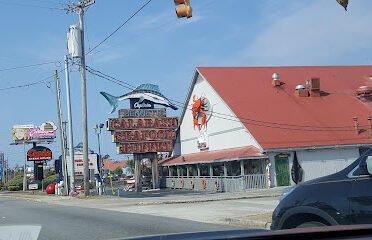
[243,174,267,189]
[160,174,267,192]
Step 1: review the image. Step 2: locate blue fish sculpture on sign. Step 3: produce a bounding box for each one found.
[100,84,178,114]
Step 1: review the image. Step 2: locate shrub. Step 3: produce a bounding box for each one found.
[44,174,58,186]
[8,186,21,191]
[5,175,24,190]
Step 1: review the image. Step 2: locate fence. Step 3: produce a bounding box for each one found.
[160,174,267,192]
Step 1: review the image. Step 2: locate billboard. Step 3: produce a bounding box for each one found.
[27,146,52,161]
[12,122,57,143]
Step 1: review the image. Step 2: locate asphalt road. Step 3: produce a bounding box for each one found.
[0,197,233,240]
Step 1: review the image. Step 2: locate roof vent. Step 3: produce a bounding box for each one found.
[272,73,281,86]
[356,86,372,97]
[295,85,306,90]
[295,85,309,97]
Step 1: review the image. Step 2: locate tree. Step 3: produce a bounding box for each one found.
[113,167,123,176]
[127,160,135,172]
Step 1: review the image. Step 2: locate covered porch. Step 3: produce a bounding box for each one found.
[158,146,270,192]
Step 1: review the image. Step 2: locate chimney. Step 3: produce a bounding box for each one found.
[368,117,372,137]
[353,117,359,134]
[309,78,320,97]
[272,73,281,86]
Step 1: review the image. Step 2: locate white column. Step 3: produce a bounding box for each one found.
[223,163,228,177]
[209,164,213,176]
[240,160,245,176]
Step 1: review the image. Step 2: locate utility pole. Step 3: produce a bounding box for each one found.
[23,142,27,191]
[5,158,8,183]
[93,123,104,195]
[67,0,95,196]
[54,70,69,195]
[64,55,75,195]
[1,153,4,185]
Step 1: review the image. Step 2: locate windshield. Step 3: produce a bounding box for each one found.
[1,1,372,240]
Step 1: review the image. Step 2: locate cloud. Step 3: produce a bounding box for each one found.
[240,0,372,66]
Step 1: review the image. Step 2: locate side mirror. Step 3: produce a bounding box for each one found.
[366,156,372,175]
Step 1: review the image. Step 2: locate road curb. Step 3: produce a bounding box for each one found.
[0,192,280,206]
[224,217,272,229]
[135,194,281,206]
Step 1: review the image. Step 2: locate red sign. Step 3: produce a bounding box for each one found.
[112,129,176,142]
[27,146,52,161]
[107,117,178,130]
[116,141,173,154]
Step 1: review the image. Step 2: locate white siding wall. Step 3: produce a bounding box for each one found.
[268,147,360,187]
[296,148,359,182]
[178,73,260,155]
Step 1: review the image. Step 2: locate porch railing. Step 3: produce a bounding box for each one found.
[159,174,267,192]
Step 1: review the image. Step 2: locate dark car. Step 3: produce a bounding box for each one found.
[271,148,372,230]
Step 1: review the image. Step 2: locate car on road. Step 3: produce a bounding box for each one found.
[271,148,372,230]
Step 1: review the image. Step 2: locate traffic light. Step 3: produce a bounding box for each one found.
[174,0,192,18]
[336,0,348,11]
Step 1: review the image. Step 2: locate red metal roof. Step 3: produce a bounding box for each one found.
[197,66,372,149]
[159,146,264,166]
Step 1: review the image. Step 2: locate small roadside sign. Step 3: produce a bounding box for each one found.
[29,183,38,190]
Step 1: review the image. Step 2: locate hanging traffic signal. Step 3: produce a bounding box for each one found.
[174,0,192,18]
[336,0,348,11]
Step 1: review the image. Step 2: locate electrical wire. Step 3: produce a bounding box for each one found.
[0,0,65,10]
[0,61,61,72]
[84,65,368,132]
[87,0,153,55]
[0,68,65,91]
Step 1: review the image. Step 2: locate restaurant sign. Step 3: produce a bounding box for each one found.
[112,129,176,142]
[107,117,178,130]
[27,146,52,161]
[116,141,173,154]
[119,108,166,118]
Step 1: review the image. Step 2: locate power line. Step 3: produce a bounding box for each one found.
[87,0,153,55]
[0,61,61,72]
[84,66,367,132]
[0,0,65,10]
[0,68,65,91]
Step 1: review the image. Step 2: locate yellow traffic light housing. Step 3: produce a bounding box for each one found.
[336,0,348,11]
[174,0,192,18]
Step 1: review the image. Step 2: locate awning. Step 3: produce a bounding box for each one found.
[159,146,266,166]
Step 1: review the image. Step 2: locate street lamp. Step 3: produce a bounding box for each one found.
[93,123,104,195]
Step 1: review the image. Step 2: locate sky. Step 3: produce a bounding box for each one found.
[1,0,372,168]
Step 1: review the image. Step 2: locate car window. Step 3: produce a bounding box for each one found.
[352,151,372,176]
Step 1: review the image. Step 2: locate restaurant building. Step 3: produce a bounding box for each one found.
[159,66,372,191]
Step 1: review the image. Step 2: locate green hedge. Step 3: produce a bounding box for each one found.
[5,175,24,190]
